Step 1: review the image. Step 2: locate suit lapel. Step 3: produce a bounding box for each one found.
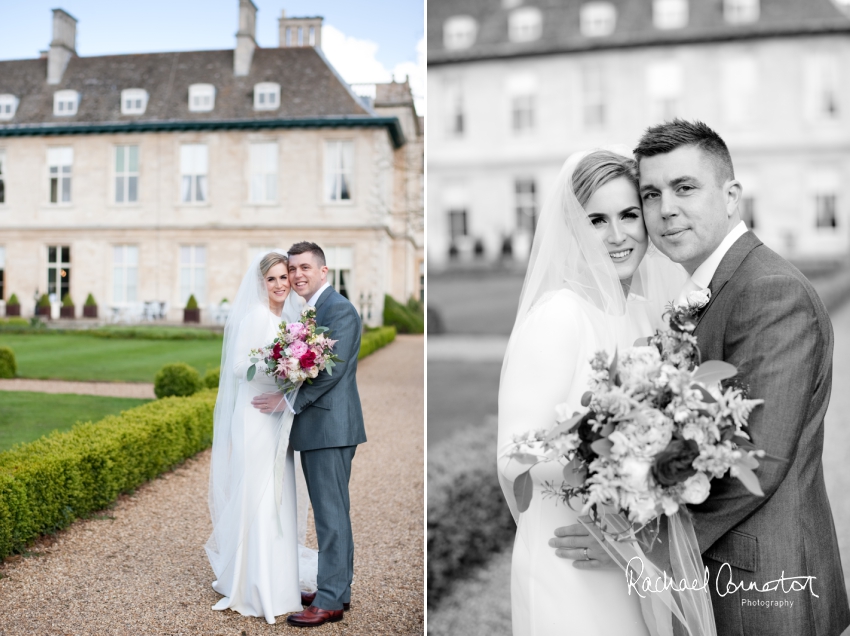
[314,286,335,312]
[695,231,762,326]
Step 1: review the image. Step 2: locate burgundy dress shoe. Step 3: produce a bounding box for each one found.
[300,592,350,611]
[286,605,344,627]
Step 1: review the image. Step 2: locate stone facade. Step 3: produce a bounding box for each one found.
[427,0,850,269]
[0,4,423,323]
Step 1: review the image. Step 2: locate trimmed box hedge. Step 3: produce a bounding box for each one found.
[358,326,397,359]
[427,416,516,608]
[383,295,424,334]
[0,390,216,561]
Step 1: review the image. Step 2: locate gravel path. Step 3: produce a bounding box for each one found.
[0,335,424,635]
[0,378,156,399]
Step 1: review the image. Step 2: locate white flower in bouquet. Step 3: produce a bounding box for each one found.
[619,490,658,525]
[617,346,662,390]
[680,472,711,504]
[619,456,653,493]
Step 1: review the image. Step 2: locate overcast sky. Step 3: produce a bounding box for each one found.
[0,0,425,113]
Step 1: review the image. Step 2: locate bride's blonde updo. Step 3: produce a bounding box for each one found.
[571,150,639,208]
[259,252,288,277]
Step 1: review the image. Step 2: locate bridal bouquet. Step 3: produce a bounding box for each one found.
[506,304,776,541]
[246,306,342,393]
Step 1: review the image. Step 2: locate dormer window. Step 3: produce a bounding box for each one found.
[0,95,18,120]
[444,16,478,50]
[254,82,281,110]
[53,90,79,116]
[724,0,759,24]
[121,88,148,115]
[653,0,688,29]
[509,7,542,43]
[580,2,617,37]
[188,84,215,112]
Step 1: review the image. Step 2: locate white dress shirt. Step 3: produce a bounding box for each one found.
[677,221,748,304]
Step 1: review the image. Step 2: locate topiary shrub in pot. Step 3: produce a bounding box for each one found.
[0,346,16,379]
[183,294,200,323]
[36,294,51,319]
[60,293,75,319]
[5,293,20,317]
[83,293,98,318]
[154,362,203,399]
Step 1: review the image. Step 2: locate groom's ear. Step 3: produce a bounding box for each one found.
[724,179,743,220]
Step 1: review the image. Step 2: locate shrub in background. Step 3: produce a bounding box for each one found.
[0,390,216,560]
[84,294,97,307]
[383,295,424,334]
[0,347,16,379]
[61,294,74,308]
[203,366,221,389]
[358,326,396,360]
[427,416,516,608]
[154,362,203,398]
[185,295,199,310]
[6,294,20,307]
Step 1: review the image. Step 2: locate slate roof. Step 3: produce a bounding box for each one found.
[0,46,410,145]
[428,0,850,64]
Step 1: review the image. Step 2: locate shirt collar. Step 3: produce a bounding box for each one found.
[691,221,748,289]
[306,282,331,307]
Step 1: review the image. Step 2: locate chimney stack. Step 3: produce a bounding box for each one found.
[47,9,77,85]
[278,10,323,49]
[234,0,257,77]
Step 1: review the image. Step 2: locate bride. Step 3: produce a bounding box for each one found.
[205,250,318,624]
[497,149,686,635]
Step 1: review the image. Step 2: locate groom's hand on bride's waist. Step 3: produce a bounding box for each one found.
[251,392,292,414]
[550,524,617,570]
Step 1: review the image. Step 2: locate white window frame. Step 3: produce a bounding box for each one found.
[253,82,281,111]
[120,88,148,115]
[325,246,353,299]
[581,2,617,37]
[114,145,140,204]
[0,95,18,120]
[324,140,354,203]
[653,0,688,29]
[444,81,465,137]
[180,144,208,204]
[0,149,5,205]
[188,84,215,112]
[443,16,477,50]
[515,179,537,233]
[48,147,73,204]
[646,60,683,122]
[721,55,758,125]
[53,90,79,116]
[804,53,840,123]
[724,0,759,24]
[47,245,71,302]
[180,245,206,305]
[582,65,606,127]
[808,171,840,231]
[506,74,537,135]
[509,7,542,43]
[309,26,316,46]
[249,141,279,203]
[112,245,139,305]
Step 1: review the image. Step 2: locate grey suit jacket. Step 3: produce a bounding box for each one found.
[686,231,849,635]
[290,287,367,452]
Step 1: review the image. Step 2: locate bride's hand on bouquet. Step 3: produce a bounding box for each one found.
[549,524,617,570]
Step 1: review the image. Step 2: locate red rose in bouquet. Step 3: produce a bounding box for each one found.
[300,350,317,369]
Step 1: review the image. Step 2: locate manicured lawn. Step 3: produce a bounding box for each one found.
[0,334,222,382]
[0,391,151,452]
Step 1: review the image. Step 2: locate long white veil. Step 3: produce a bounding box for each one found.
[498,150,714,636]
[205,249,316,593]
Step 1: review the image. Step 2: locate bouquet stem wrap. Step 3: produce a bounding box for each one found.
[579,508,716,636]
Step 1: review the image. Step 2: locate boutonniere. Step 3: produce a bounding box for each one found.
[674,287,711,316]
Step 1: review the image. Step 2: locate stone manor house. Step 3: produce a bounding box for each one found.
[427,0,850,269]
[0,1,424,324]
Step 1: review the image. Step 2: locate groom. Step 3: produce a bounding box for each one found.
[552,120,850,635]
[252,241,366,627]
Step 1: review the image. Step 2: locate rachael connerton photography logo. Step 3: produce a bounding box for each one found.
[625,557,819,601]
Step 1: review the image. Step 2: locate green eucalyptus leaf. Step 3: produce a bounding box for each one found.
[735,464,764,497]
[247,364,256,382]
[514,469,535,513]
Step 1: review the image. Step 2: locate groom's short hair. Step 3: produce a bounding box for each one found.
[288,241,327,267]
[634,119,734,185]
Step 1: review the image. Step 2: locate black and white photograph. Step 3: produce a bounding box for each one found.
[427,1,850,635]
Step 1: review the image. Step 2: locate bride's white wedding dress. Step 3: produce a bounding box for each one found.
[499,289,654,636]
[206,301,318,624]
